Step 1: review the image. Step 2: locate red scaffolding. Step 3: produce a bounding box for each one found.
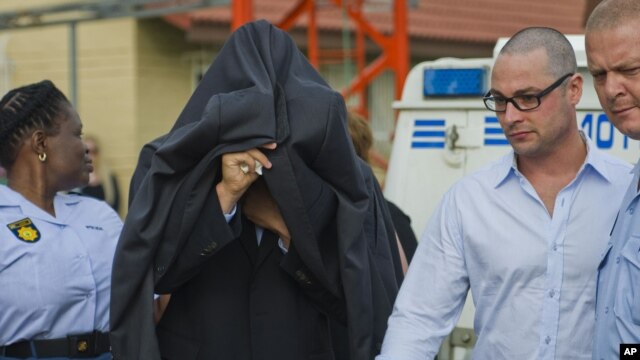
[231,0,408,120]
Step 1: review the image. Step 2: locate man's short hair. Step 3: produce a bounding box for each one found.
[499,27,577,78]
[586,0,640,33]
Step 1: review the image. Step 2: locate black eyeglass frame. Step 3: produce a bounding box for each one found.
[483,73,574,112]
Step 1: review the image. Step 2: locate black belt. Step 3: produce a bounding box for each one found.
[0,331,110,358]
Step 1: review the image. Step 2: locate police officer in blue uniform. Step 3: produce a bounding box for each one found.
[0,80,122,359]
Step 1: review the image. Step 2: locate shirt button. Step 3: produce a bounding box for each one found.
[605,306,609,314]
[553,243,557,251]
[630,207,635,214]
[616,256,621,264]
[545,336,551,344]
[549,289,555,298]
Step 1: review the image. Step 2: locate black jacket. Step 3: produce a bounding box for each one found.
[109,20,399,360]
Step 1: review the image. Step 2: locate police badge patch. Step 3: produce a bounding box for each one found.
[7,218,41,243]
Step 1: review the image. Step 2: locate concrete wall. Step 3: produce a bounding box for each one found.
[0,2,197,216]
[135,19,196,152]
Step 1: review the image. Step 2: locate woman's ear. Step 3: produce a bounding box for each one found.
[30,129,47,155]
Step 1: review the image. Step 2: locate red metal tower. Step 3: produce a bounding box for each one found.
[231,0,408,119]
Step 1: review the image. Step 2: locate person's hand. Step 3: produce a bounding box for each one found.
[243,178,291,249]
[153,294,171,324]
[216,143,276,214]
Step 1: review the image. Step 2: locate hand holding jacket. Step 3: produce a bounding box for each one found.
[216,143,276,213]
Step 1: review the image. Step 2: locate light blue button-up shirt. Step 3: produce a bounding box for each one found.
[0,185,122,349]
[593,161,640,360]
[377,137,632,360]
[224,205,288,252]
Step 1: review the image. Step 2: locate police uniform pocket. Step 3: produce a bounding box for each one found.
[621,235,640,324]
[0,245,42,308]
[622,236,640,268]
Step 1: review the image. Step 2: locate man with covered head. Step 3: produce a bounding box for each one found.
[110,20,400,360]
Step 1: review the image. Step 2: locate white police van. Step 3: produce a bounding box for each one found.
[384,35,640,360]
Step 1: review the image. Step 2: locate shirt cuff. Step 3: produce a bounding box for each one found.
[223,204,237,223]
[278,238,289,254]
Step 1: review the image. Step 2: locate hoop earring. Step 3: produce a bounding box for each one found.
[38,153,47,162]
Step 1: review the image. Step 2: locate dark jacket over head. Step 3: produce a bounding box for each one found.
[109,19,399,360]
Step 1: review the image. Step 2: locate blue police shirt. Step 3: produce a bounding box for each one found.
[378,136,632,360]
[593,161,640,360]
[0,185,122,349]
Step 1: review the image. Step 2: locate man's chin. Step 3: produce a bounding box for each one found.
[624,131,640,141]
[614,117,640,140]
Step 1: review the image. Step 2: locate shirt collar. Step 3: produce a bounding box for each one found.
[581,132,625,183]
[632,157,640,176]
[0,185,81,225]
[0,185,20,207]
[492,131,615,188]
[492,151,517,188]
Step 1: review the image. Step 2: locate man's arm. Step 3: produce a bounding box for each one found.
[154,144,276,293]
[280,242,348,323]
[243,177,348,322]
[377,190,470,360]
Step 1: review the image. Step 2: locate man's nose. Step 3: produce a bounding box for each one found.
[503,101,522,124]
[604,72,627,100]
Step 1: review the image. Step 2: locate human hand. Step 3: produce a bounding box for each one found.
[243,178,291,248]
[216,143,276,214]
[153,294,171,324]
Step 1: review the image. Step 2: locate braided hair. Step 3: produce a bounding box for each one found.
[0,80,70,168]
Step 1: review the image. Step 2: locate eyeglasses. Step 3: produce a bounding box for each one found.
[483,73,574,112]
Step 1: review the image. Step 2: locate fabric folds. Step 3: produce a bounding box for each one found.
[110,20,398,360]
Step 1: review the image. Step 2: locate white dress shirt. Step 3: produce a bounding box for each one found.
[377,136,632,360]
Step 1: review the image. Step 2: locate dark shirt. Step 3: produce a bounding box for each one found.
[386,200,418,263]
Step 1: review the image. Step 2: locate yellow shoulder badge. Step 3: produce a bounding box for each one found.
[7,218,41,243]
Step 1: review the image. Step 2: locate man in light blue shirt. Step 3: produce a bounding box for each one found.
[377,27,633,360]
[586,1,640,358]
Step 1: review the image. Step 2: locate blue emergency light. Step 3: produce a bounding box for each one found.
[423,68,487,97]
